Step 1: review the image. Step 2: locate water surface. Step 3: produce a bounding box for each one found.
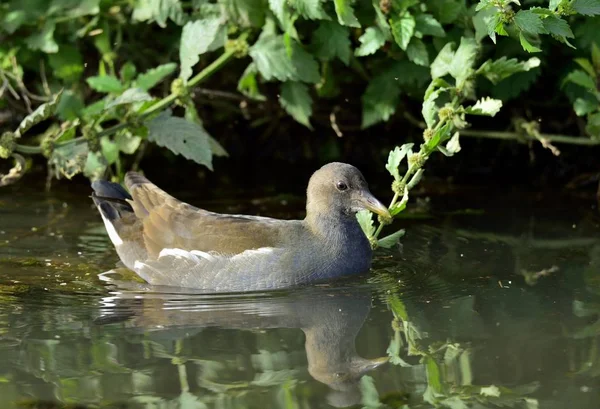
[1,184,599,408]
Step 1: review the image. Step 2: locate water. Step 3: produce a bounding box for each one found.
[1,183,599,408]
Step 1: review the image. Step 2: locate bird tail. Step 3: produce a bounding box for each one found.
[91,180,133,222]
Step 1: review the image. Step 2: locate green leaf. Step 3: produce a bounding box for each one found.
[390,187,409,216]
[391,13,415,50]
[465,97,503,116]
[120,62,138,83]
[592,43,600,69]
[449,37,478,84]
[250,34,320,83]
[106,88,153,109]
[573,97,598,116]
[238,63,266,101]
[83,151,107,180]
[439,131,461,156]
[385,144,413,181]
[572,0,600,16]
[378,229,406,248]
[221,0,266,27]
[415,14,445,37]
[430,0,465,24]
[549,0,564,11]
[424,356,442,393]
[422,89,441,128]
[50,141,88,179]
[56,90,85,121]
[48,45,84,82]
[25,20,58,53]
[115,131,143,154]
[87,75,125,93]
[514,10,546,35]
[575,58,597,78]
[16,90,63,137]
[291,0,329,20]
[311,21,351,65]
[100,136,119,165]
[333,0,360,27]
[356,210,375,239]
[430,42,455,78]
[519,32,542,53]
[477,56,541,84]
[135,63,177,90]
[355,27,387,56]
[406,38,429,66]
[563,70,597,90]
[586,111,600,137]
[132,0,184,27]
[279,82,313,128]
[147,112,213,169]
[542,15,574,42]
[361,71,401,128]
[179,18,225,82]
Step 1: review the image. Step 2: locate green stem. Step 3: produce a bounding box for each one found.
[13,38,244,156]
[461,129,600,145]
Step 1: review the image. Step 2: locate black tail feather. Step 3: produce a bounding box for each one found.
[91,180,134,221]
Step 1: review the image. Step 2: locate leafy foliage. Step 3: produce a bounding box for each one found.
[0,0,598,186]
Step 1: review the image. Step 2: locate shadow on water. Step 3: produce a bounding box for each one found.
[1,183,600,408]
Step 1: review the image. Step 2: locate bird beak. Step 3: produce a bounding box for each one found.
[358,191,391,219]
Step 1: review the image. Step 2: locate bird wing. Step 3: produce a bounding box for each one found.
[124,172,292,259]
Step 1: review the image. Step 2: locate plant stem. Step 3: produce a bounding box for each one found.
[13,39,243,156]
[460,129,600,145]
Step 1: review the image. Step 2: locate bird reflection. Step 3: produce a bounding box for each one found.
[97,269,387,407]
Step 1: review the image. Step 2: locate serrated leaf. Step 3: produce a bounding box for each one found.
[391,13,415,50]
[449,37,478,84]
[519,32,542,53]
[430,42,455,78]
[445,131,461,155]
[549,0,563,11]
[291,0,329,20]
[179,18,225,82]
[542,15,574,41]
[415,14,445,37]
[311,21,351,65]
[355,27,387,56]
[133,0,184,27]
[16,90,63,137]
[135,63,177,90]
[356,209,375,238]
[333,0,360,27]
[238,63,266,101]
[378,229,406,248]
[406,38,429,66]
[250,34,320,83]
[477,56,540,84]
[563,70,597,90]
[422,89,441,128]
[465,97,502,116]
[385,144,413,181]
[87,75,125,93]
[50,142,88,179]
[221,0,266,27]
[147,112,213,169]
[279,82,313,128]
[514,10,546,35]
[105,88,152,109]
[572,0,600,16]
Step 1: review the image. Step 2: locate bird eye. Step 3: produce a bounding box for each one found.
[336,181,348,191]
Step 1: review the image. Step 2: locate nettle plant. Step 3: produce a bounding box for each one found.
[0,0,599,240]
